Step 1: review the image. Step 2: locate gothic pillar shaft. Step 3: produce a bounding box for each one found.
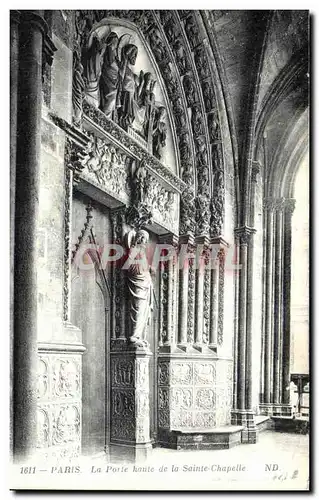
[264,206,274,404]
[209,264,219,346]
[167,259,173,343]
[273,203,283,404]
[13,10,46,460]
[10,10,20,459]
[237,239,248,410]
[282,200,295,404]
[245,236,255,410]
[245,165,259,410]
[195,266,204,344]
[178,265,188,344]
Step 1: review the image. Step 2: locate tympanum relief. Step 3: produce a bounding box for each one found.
[73,21,178,172]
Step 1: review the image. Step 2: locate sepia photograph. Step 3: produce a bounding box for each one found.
[9,8,310,491]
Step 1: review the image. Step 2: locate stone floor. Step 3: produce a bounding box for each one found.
[78,430,309,491]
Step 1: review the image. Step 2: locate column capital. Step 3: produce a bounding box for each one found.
[251,160,261,183]
[179,234,195,248]
[158,233,179,247]
[282,198,296,215]
[263,197,276,211]
[234,226,256,246]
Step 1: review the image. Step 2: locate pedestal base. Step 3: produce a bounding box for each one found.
[109,442,153,463]
[259,403,294,417]
[158,426,243,450]
[110,344,152,462]
[231,410,258,444]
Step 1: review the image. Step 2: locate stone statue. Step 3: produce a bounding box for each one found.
[174,39,188,75]
[126,229,154,346]
[152,106,167,159]
[99,32,120,119]
[72,51,85,127]
[191,105,204,136]
[202,81,216,111]
[173,96,187,130]
[208,112,220,142]
[183,73,197,108]
[84,33,106,108]
[118,42,139,130]
[184,16,200,49]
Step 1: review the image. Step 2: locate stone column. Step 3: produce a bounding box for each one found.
[209,260,219,348]
[178,236,194,349]
[13,10,47,462]
[262,199,275,410]
[194,236,210,350]
[235,229,249,412]
[273,199,284,409]
[158,234,179,349]
[245,163,259,412]
[10,9,20,459]
[110,345,152,462]
[232,226,256,442]
[281,199,296,406]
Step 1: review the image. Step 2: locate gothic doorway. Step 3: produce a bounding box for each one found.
[70,193,112,456]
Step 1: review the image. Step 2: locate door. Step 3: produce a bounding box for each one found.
[70,193,111,456]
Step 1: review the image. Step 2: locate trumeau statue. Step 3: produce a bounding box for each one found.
[79,24,168,160]
[125,229,154,347]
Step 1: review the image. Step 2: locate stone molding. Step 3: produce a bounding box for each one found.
[234,226,257,246]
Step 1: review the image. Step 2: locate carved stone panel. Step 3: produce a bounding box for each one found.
[110,351,152,445]
[158,358,219,431]
[36,351,82,460]
[171,362,193,385]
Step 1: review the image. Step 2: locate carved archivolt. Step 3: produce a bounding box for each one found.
[69,10,227,241]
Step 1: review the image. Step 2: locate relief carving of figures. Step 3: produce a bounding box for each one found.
[54,359,79,398]
[183,73,197,108]
[172,96,187,130]
[208,111,220,143]
[83,32,107,108]
[161,64,178,96]
[184,15,200,50]
[191,105,204,136]
[99,32,120,119]
[147,27,170,68]
[202,81,216,112]
[194,47,210,79]
[173,39,189,75]
[179,132,191,164]
[117,40,139,130]
[152,106,167,159]
[77,134,128,197]
[195,136,209,173]
[125,229,154,347]
[158,362,170,386]
[164,15,178,43]
[113,360,134,386]
[72,51,85,127]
